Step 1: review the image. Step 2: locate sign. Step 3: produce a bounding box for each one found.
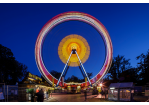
[97,86,101,93]
[28,72,42,81]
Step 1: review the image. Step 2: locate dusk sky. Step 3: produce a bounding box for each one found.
[0,3,149,80]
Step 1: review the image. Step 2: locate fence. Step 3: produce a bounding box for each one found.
[18,87,28,102]
[6,85,18,102]
[0,83,6,102]
[0,84,18,102]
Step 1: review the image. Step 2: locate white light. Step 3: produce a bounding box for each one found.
[99,83,102,87]
[110,87,115,90]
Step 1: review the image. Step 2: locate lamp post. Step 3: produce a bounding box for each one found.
[98,83,103,98]
[99,83,102,87]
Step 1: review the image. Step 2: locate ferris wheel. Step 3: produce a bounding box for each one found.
[35,11,113,87]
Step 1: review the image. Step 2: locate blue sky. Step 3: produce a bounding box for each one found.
[0,3,149,80]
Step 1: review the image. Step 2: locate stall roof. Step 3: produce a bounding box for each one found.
[109,82,133,88]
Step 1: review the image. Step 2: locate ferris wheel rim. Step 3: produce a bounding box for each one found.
[35,11,113,86]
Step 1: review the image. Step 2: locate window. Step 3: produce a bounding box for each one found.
[0,88,2,92]
[11,89,15,95]
[15,90,17,95]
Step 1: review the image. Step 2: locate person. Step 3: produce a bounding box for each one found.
[105,90,107,99]
[36,87,40,102]
[50,90,52,98]
[38,88,44,102]
[46,90,48,100]
[84,89,87,101]
[36,89,40,102]
[101,90,104,98]
[36,87,39,93]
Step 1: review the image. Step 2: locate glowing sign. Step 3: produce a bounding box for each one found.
[110,87,115,90]
[28,72,42,81]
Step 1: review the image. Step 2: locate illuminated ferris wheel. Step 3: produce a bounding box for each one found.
[35,11,113,87]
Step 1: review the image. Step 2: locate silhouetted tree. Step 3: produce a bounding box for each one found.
[136,50,149,85]
[41,75,46,82]
[107,59,118,82]
[0,44,28,85]
[65,72,93,83]
[66,75,80,82]
[119,67,139,83]
[50,70,93,83]
[40,75,51,86]
[108,55,131,82]
[50,70,61,79]
[99,51,149,86]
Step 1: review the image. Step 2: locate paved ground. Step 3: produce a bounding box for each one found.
[44,93,109,102]
[87,98,113,102]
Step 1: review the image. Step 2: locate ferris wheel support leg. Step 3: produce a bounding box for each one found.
[75,51,92,86]
[56,51,73,87]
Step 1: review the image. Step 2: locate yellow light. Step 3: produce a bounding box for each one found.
[52,77,54,87]
[58,34,90,67]
[28,77,34,81]
[85,77,87,86]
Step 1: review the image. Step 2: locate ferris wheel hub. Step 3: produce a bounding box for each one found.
[58,34,90,67]
[71,44,77,50]
[72,49,76,54]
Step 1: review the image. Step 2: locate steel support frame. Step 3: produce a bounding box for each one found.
[56,51,73,86]
[75,51,91,85]
[79,66,86,78]
[56,51,92,86]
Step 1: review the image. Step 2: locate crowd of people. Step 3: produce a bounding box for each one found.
[35,88,52,102]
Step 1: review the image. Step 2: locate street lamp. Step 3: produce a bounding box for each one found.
[99,83,102,87]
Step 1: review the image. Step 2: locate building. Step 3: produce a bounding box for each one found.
[0,84,18,102]
[18,72,53,102]
[108,82,134,101]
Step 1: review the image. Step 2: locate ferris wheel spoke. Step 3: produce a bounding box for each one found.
[56,51,73,86]
[79,66,86,78]
[75,51,92,86]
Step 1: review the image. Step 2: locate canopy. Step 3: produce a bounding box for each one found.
[109,82,133,88]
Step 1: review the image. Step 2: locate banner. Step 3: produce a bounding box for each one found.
[61,77,64,87]
[93,77,96,83]
[85,77,87,86]
[52,77,54,87]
